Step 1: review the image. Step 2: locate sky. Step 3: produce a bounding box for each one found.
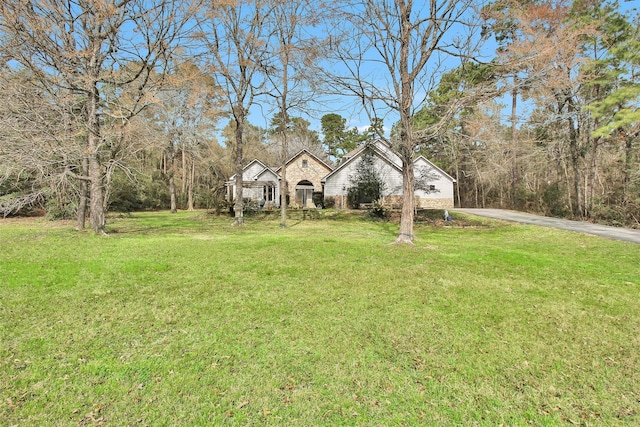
[241,0,483,141]
[241,0,638,143]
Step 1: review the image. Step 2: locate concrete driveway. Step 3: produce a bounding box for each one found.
[453,208,640,244]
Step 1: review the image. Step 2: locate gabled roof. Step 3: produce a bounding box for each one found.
[341,139,403,166]
[340,144,367,162]
[255,167,280,181]
[413,156,456,182]
[322,140,456,183]
[228,158,279,182]
[321,141,402,183]
[275,148,334,173]
[341,139,394,159]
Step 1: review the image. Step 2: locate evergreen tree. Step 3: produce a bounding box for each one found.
[320,113,362,161]
[346,146,386,208]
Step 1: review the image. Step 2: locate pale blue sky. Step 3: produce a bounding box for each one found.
[233,0,637,143]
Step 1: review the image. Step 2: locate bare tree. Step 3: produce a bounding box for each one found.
[152,61,222,213]
[0,67,80,217]
[262,0,325,227]
[0,0,198,233]
[199,0,273,225]
[327,0,483,243]
[490,1,597,216]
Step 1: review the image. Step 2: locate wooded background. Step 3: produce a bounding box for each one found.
[1,0,638,232]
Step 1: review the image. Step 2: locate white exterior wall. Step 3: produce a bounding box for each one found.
[243,186,263,201]
[413,157,455,208]
[413,158,454,200]
[324,155,404,197]
[242,161,266,180]
[227,160,281,206]
[323,166,351,197]
[377,159,403,196]
[324,149,455,209]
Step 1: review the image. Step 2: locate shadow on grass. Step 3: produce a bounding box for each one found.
[102,208,499,238]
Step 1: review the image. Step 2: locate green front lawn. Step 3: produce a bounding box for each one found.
[1,211,638,425]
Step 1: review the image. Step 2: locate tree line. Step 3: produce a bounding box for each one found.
[424,0,640,228]
[0,0,637,241]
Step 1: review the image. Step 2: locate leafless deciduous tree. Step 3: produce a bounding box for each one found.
[152,61,222,213]
[327,0,483,244]
[0,68,78,217]
[199,0,273,225]
[0,0,198,233]
[263,0,326,227]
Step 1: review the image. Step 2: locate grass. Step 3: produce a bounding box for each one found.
[1,210,639,425]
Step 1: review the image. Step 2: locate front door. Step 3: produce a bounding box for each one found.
[295,180,315,208]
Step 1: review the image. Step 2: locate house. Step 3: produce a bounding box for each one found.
[323,140,455,209]
[276,149,334,208]
[225,149,333,209]
[226,140,455,209]
[226,159,280,208]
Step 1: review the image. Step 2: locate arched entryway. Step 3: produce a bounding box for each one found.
[295,180,315,208]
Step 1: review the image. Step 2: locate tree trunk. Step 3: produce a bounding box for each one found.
[169,174,177,213]
[510,84,518,209]
[567,98,582,218]
[168,141,177,214]
[586,135,599,218]
[162,151,167,175]
[623,135,634,202]
[187,159,195,211]
[181,144,187,195]
[75,156,89,231]
[394,2,415,244]
[455,165,461,208]
[562,157,573,214]
[233,114,244,225]
[280,132,288,228]
[87,83,105,234]
[396,155,415,244]
[473,180,479,208]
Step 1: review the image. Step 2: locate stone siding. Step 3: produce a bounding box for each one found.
[284,153,332,201]
[416,197,454,209]
[326,194,454,210]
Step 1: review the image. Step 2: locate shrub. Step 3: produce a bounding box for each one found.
[312,191,324,208]
[45,197,76,220]
[369,200,391,219]
[209,196,230,216]
[243,198,260,214]
[346,145,386,208]
[324,196,336,209]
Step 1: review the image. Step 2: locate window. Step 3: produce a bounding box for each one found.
[263,185,275,201]
[302,159,308,168]
[429,185,436,191]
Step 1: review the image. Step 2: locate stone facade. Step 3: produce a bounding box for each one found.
[329,195,453,209]
[282,151,333,208]
[283,152,331,195]
[416,196,454,209]
[385,196,453,209]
